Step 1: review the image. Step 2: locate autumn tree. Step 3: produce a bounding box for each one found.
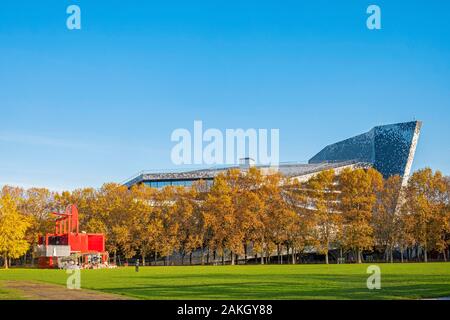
[153,186,180,265]
[92,183,138,264]
[189,181,209,264]
[171,185,204,265]
[130,184,161,265]
[338,168,383,263]
[306,169,341,264]
[20,188,56,265]
[402,168,449,262]
[1,186,25,201]
[372,175,402,263]
[66,187,98,232]
[257,172,302,265]
[0,194,31,268]
[203,173,234,265]
[229,168,267,265]
[282,178,315,264]
[395,203,415,263]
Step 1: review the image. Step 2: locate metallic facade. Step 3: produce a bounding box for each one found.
[125,121,422,188]
[309,121,422,184]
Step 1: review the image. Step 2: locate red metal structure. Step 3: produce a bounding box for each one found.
[36,205,108,269]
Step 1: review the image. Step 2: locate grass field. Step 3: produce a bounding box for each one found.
[1,263,450,300]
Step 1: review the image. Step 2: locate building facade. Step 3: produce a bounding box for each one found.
[124,121,422,188]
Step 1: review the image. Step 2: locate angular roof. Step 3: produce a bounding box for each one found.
[309,121,422,181]
[124,121,422,188]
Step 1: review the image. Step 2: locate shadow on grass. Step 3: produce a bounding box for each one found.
[92,273,450,300]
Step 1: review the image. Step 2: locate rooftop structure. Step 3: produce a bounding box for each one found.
[309,121,422,185]
[124,121,422,188]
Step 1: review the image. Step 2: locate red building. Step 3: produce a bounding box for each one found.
[36,205,108,269]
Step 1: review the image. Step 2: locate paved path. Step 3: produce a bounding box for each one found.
[3,281,132,300]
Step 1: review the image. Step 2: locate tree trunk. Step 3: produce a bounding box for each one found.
[291,248,296,265]
[244,245,248,264]
[277,245,280,264]
[201,247,205,265]
[286,244,290,264]
[325,251,329,265]
[231,251,235,265]
[424,247,428,263]
[357,248,362,264]
[113,250,117,265]
[261,250,264,265]
[400,248,404,263]
[189,252,193,265]
[390,247,394,263]
[4,254,8,269]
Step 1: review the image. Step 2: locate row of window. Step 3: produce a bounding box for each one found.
[143,180,197,188]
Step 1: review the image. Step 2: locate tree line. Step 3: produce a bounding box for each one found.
[0,167,449,268]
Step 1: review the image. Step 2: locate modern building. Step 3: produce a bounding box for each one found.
[124,121,422,188]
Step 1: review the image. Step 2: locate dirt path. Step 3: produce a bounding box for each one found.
[3,281,132,300]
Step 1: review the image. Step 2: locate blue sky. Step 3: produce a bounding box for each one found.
[1,1,449,190]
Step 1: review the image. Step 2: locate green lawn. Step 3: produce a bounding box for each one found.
[1,263,450,300]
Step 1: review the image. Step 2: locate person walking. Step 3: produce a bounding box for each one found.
[135,259,140,272]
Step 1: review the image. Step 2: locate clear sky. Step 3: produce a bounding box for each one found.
[1,1,449,191]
